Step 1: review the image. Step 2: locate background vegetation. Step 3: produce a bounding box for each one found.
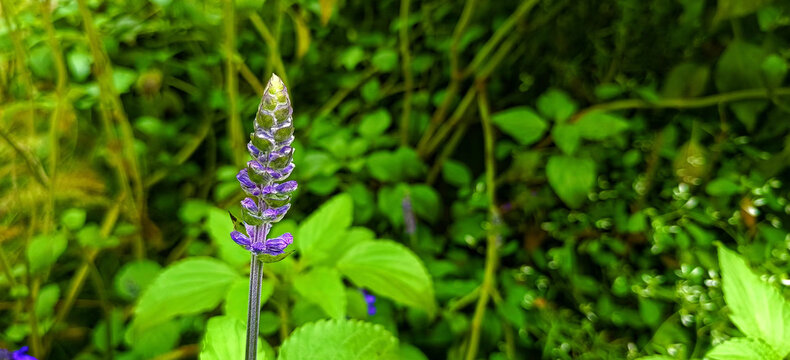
[1,0,790,359]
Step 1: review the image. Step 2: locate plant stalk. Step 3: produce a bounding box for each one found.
[245,254,264,360]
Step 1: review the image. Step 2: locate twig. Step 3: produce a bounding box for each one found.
[465,83,500,360]
[399,0,413,145]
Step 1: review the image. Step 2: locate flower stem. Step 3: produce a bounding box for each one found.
[245,254,264,360]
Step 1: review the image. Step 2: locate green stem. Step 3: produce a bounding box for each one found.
[426,119,470,185]
[249,13,289,85]
[399,0,413,145]
[424,87,477,156]
[571,87,790,123]
[465,84,500,360]
[224,0,244,165]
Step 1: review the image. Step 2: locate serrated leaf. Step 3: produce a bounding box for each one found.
[491,106,548,146]
[294,267,346,319]
[298,193,353,266]
[132,258,241,333]
[278,319,398,360]
[706,337,781,360]
[200,316,266,360]
[718,246,790,357]
[337,240,436,317]
[546,155,596,208]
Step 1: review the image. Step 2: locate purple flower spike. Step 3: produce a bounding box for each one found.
[241,198,259,213]
[263,233,293,255]
[361,289,377,316]
[230,74,296,260]
[263,204,291,222]
[0,347,38,360]
[231,231,251,247]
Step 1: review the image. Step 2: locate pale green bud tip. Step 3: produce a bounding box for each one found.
[266,74,288,101]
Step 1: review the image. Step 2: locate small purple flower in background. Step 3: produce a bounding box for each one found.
[0,347,37,360]
[230,74,296,258]
[361,289,377,316]
[402,193,416,235]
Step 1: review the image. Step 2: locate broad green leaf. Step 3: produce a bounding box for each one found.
[337,240,436,316]
[409,185,441,223]
[575,111,629,140]
[399,344,429,360]
[319,0,337,25]
[552,124,581,155]
[359,109,392,137]
[661,62,709,98]
[200,316,265,360]
[536,89,577,123]
[718,246,790,357]
[546,155,596,208]
[298,193,354,266]
[130,319,180,358]
[635,356,675,360]
[27,232,68,274]
[706,337,781,360]
[114,260,162,301]
[35,284,60,318]
[206,207,250,268]
[294,267,346,319]
[372,48,399,72]
[491,106,548,146]
[762,55,788,87]
[133,257,241,332]
[278,319,399,360]
[714,0,773,23]
[706,178,741,196]
[715,41,775,131]
[442,160,472,187]
[67,49,93,82]
[113,67,137,94]
[60,208,87,230]
[223,278,274,322]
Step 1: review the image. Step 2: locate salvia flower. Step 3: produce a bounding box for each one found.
[361,289,377,316]
[0,347,37,360]
[230,74,296,259]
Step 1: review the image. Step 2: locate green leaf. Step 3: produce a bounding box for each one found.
[60,208,87,230]
[294,267,347,319]
[113,67,138,94]
[491,106,548,146]
[27,232,68,274]
[223,278,274,322]
[714,0,773,23]
[762,55,788,88]
[718,246,790,357]
[442,160,472,187]
[575,111,629,140]
[35,284,60,318]
[130,319,180,358]
[278,319,399,360]
[552,124,581,155]
[359,108,392,137]
[409,185,441,223]
[546,155,596,208]
[298,193,354,266]
[337,240,436,317]
[634,356,675,360]
[536,89,577,123]
[715,41,774,131]
[706,337,781,360]
[206,207,250,268]
[114,260,162,301]
[706,178,741,196]
[67,49,93,82]
[132,257,241,333]
[372,48,399,72]
[200,316,265,360]
[662,62,710,98]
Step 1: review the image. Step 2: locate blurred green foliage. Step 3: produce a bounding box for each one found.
[1,0,790,359]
